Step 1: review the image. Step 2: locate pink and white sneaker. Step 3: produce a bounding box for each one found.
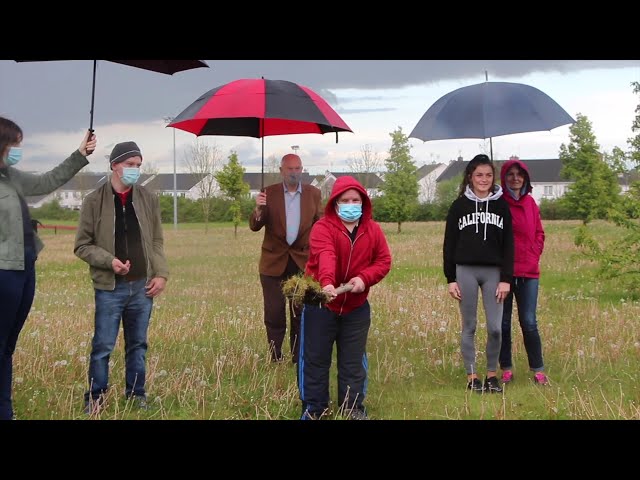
[533,372,549,385]
[501,370,513,384]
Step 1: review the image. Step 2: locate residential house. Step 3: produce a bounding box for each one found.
[416,163,447,203]
[26,193,56,209]
[26,173,109,210]
[144,173,206,200]
[311,171,383,201]
[27,173,153,209]
[435,156,570,205]
[244,172,316,197]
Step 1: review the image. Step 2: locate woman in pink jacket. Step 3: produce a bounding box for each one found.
[499,158,548,385]
[299,176,392,420]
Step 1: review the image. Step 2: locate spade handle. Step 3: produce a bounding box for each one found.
[334,284,354,295]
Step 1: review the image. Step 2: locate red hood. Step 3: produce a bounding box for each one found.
[500,159,532,195]
[325,176,372,222]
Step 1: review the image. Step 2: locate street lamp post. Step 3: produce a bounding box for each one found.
[163,116,178,230]
[291,145,299,155]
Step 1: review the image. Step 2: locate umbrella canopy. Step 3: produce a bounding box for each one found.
[168,78,353,188]
[409,81,575,156]
[14,59,209,132]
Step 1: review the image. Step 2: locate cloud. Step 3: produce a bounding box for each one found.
[2,60,638,134]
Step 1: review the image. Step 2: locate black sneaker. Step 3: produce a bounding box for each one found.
[467,378,484,393]
[484,376,503,393]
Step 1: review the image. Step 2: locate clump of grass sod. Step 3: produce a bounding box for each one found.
[282,273,353,307]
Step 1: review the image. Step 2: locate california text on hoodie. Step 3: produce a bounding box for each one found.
[443,184,514,284]
[305,176,392,315]
[500,159,545,278]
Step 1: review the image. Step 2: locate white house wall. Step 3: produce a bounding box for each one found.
[418,164,447,203]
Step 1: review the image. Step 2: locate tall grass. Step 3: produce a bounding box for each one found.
[13,220,640,419]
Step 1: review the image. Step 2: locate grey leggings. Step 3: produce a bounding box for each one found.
[456,265,503,375]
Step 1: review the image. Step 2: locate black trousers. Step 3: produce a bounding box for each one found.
[298,300,371,416]
[259,255,302,362]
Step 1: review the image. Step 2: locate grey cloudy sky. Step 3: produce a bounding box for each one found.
[1,59,638,175]
[1,60,637,134]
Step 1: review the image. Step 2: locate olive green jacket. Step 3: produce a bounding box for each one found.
[74,180,169,290]
[0,150,88,270]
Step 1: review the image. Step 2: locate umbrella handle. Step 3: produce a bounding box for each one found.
[86,128,95,156]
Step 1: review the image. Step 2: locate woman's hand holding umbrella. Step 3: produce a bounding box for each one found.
[79,130,97,157]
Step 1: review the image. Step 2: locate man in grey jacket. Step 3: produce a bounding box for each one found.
[74,141,169,415]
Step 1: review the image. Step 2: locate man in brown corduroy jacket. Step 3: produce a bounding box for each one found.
[249,153,322,364]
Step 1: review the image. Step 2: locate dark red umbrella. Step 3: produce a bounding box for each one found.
[167,78,353,188]
[14,59,209,140]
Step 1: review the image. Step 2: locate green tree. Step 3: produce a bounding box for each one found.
[628,81,640,167]
[559,113,620,224]
[575,82,640,291]
[379,127,419,233]
[215,151,250,238]
[604,146,629,174]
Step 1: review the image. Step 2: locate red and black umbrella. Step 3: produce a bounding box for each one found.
[167,78,353,188]
[14,59,209,136]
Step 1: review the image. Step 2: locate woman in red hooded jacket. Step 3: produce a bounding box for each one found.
[499,158,548,385]
[299,176,392,420]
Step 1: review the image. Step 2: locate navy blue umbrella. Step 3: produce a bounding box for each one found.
[409,81,575,159]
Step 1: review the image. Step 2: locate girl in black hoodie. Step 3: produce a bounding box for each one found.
[443,154,514,393]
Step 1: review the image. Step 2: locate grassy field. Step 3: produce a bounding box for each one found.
[12,220,640,420]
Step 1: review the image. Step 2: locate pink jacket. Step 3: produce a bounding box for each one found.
[500,159,545,279]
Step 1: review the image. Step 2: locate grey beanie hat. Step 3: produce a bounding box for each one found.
[109,141,142,168]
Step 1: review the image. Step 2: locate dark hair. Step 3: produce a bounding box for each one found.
[458,154,495,197]
[0,117,24,160]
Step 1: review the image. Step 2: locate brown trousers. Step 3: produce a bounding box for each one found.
[259,255,302,363]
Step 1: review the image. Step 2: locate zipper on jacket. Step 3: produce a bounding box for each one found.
[337,229,364,316]
[130,200,149,277]
[122,203,129,259]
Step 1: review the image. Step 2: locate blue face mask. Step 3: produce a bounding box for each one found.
[337,203,363,222]
[5,147,22,166]
[121,167,141,186]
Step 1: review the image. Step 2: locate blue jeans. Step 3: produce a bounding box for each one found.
[499,277,544,372]
[298,301,370,417]
[0,247,36,420]
[85,279,153,402]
